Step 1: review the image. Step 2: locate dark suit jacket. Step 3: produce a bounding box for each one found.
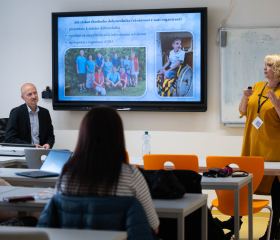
[5,104,55,148]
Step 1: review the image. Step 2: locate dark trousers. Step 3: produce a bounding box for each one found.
[270,176,280,237]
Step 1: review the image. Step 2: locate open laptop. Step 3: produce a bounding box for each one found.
[15,150,72,178]
[24,148,51,169]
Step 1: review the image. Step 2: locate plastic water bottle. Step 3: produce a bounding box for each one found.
[142,131,151,158]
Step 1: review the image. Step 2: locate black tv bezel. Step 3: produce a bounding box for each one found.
[52,7,207,112]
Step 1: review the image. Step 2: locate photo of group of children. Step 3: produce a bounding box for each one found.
[64,47,146,97]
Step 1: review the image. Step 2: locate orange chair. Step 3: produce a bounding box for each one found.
[206,156,272,239]
[126,151,129,163]
[143,154,199,172]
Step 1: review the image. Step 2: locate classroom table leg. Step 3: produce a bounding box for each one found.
[234,186,240,240]
[177,214,184,240]
[201,200,208,240]
[248,179,253,240]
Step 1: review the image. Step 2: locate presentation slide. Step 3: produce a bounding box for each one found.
[57,12,202,102]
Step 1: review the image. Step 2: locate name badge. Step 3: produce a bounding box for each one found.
[252,116,263,129]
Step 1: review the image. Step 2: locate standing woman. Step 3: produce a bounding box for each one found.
[239,54,280,240]
[56,106,159,235]
[86,54,96,91]
[104,56,113,77]
[130,52,139,87]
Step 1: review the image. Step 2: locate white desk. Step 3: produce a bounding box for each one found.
[0,186,207,240]
[153,193,208,240]
[2,155,280,175]
[0,187,51,213]
[0,156,25,168]
[0,226,127,240]
[0,186,21,194]
[199,159,280,176]
[0,155,40,168]
[0,159,279,188]
[0,168,57,187]
[201,175,253,240]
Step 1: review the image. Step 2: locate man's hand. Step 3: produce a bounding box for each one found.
[42,144,50,149]
[35,144,43,148]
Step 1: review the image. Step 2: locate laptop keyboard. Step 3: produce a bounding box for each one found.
[20,171,54,177]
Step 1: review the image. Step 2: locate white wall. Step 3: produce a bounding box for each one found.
[1,0,279,158]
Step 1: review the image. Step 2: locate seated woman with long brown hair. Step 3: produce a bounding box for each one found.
[55,105,159,234]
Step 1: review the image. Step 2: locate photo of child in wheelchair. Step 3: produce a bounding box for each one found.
[156,34,193,97]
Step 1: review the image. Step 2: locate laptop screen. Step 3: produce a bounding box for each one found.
[40,150,72,173]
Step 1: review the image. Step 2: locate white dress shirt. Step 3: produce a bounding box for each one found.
[27,105,40,145]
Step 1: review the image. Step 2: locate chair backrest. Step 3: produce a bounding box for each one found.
[37,195,154,240]
[182,51,193,69]
[126,151,129,163]
[143,154,199,172]
[24,148,51,169]
[0,118,9,142]
[0,231,49,240]
[206,156,264,216]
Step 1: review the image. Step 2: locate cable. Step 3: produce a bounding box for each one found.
[216,0,235,46]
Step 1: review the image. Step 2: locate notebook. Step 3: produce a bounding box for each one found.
[0,142,36,148]
[15,150,72,178]
[0,147,25,157]
[0,143,35,156]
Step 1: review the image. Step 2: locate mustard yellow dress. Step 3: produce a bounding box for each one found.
[240,81,280,195]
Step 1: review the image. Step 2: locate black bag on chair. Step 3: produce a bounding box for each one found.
[138,168,185,199]
[0,216,38,227]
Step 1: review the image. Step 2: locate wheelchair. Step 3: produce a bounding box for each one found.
[156,51,193,97]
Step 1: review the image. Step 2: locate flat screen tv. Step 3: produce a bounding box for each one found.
[52,7,207,111]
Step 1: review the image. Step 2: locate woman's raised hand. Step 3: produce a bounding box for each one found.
[268,90,280,108]
[243,88,254,97]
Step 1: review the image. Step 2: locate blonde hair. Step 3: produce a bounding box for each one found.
[264,54,280,81]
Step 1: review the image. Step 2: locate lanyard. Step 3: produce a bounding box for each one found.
[257,82,280,114]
